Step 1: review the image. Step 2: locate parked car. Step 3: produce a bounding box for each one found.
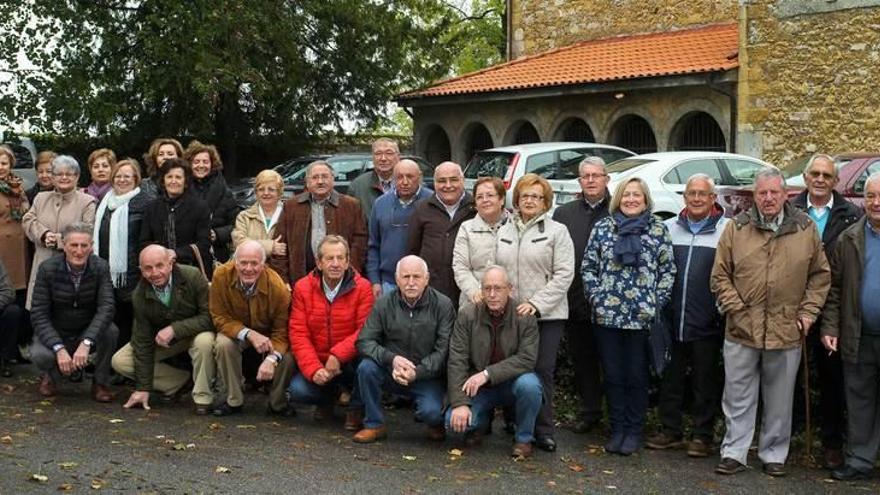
[1,134,37,191]
[230,155,329,207]
[558,151,776,218]
[463,142,636,209]
[784,153,880,208]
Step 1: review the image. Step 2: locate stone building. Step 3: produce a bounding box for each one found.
[396,0,880,169]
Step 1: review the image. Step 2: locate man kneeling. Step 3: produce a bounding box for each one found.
[446,266,542,458]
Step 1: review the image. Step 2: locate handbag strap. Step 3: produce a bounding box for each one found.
[189,244,209,281]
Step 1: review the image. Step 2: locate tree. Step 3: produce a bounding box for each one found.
[0,0,469,175]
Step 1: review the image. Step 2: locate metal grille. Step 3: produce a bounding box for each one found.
[424,127,451,166]
[465,124,494,163]
[673,112,726,152]
[611,116,657,155]
[561,119,595,142]
[512,122,540,145]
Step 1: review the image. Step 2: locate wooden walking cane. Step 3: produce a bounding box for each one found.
[800,322,813,465]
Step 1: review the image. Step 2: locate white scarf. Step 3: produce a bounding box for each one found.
[94,187,141,288]
[259,202,283,235]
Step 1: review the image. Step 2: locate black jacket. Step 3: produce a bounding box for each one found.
[30,253,115,348]
[192,171,240,262]
[552,192,610,322]
[791,189,862,259]
[96,190,152,300]
[140,191,214,279]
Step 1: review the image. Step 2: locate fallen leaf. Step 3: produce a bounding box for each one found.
[215,466,231,473]
[185,443,196,449]
[39,400,53,406]
[236,424,256,429]
[110,440,121,445]
[90,478,104,489]
[33,409,44,414]
[606,486,618,490]
[163,439,175,444]
[109,419,125,424]
[31,473,49,483]
[58,462,78,469]
[402,455,417,461]
[602,470,614,475]
[155,435,165,439]
[57,483,73,491]
[172,443,186,451]
[568,463,585,472]
[208,423,223,431]
[427,475,440,482]
[448,448,463,456]
[1,435,12,444]
[547,481,556,487]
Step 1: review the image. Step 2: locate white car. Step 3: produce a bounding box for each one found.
[462,142,636,209]
[554,151,775,218]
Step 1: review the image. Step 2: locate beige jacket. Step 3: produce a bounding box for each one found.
[22,190,96,308]
[452,213,507,307]
[231,202,283,258]
[710,203,831,350]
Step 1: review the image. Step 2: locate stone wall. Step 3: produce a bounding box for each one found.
[737,1,880,168]
[510,0,737,58]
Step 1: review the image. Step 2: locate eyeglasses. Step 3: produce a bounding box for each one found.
[808,171,835,180]
[481,285,510,294]
[114,174,135,180]
[684,190,714,199]
[475,193,498,201]
[53,172,77,178]
[520,193,544,202]
[580,173,607,181]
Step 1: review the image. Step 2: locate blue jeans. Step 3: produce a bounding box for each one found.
[595,325,650,436]
[287,360,361,408]
[445,372,543,444]
[356,358,445,428]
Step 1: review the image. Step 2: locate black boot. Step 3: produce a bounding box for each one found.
[1,358,13,378]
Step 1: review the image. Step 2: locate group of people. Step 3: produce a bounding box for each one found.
[1,140,879,476]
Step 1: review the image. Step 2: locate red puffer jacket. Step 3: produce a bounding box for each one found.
[290,268,375,382]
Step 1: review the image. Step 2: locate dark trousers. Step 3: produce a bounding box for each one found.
[0,303,22,360]
[657,336,722,441]
[288,359,361,408]
[811,325,846,448]
[842,334,880,471]
[113,298,134,351]
[565,318,603,423]
[535,320,565,437]
[13,289,32,348]
[30,324,119,386]
[595,325,650,436]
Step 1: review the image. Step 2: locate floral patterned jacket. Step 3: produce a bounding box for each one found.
[581,214,676,330]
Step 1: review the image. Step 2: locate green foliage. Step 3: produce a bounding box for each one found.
[442,0,506,75]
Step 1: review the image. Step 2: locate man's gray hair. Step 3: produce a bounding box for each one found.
[685,173,716,193]
[865,171,880,194]
[372,137,399,152]
[395,255,428,277]
[804,153,837,178]
[51,155,81,176]
[306,160,335,178]
[481,265,511,285]
[62,222,94,242]
[316,234,350,260]
[578,156,606,176]
[754,167,786,187]
[233,239,267,263]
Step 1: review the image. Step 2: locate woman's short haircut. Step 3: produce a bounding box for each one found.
[512,173,553,211]
[473,176,505,199]
[609,177,654,214]
[184,140,223,172]
[145,137,183,177]
[111,158,143,184]
[0,145,15,166]
[51,155,81,176]
[87,148,117,171]
[36,150,57,168]
[254,169,284,193]
[157,157,192,192]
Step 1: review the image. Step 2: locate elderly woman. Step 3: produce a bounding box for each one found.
[0,145,30,376]
[22,155,97,309]
[582,177,676,456]
[495,173,574,452]
[83,148,116,202]
[141,138,183,199]
[93,159,151,349]
[140,157,213,279]
[27,151,57,204]
[185,140,239,263]
[452,176,509,307]
[231,169,287,259]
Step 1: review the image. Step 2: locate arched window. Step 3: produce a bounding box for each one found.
[609,115,657,154]
[670,112,726,152]
[423,125,451,165]
[555,118,595,142]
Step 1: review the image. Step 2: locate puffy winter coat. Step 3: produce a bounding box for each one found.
[452,212,509,307]
[140,191,213,279]
[192,171,240,263]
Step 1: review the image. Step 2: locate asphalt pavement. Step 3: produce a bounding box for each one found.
[0,364,877,494]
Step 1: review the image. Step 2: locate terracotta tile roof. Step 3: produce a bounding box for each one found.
[399,23,738,100]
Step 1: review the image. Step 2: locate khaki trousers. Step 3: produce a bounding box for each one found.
[112,331,216,406]
[214,333,295,411]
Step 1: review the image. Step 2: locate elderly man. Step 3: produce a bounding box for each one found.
[552,156,609,433]
[211,240,295,416]
[646,174,728,457]
[791,154,862,468]
[446,266,542,458]
[350,138,400,221]
[822,172,880,481]
[366,160,433,299]
[29,223,117,401]
[0,260,21,378]
[711,168,831,477]
[272,160,367,285]
[353,255,453,443]
[407,161,475,307]
[113,245,216,414]
[289,235,374,426]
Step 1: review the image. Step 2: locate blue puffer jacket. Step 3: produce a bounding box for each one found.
[664,207,728,342]
[581,214,675,330]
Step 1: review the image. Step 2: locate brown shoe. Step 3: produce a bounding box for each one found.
[353,426,387,444]
[427,425,446,441]
[824,448,844,469]
[91,384,115,403]
[38,374,56,397]
[313,403,335,421]
[645,431,684,450]
[344,410,363,431]
[512,442,533,459]
[687,438,710,458]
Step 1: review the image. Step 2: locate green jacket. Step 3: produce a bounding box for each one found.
[356,286,454,381]
[447,299,538,408]
[821,217,869,364]
[131,265,212,391]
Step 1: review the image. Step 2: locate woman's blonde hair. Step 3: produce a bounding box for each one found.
[254,169,284,193]
[609,177,654,214]
[111,158,143,184]
[512,173,553,211]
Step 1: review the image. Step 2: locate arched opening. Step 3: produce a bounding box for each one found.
[609,115,657,155]
[555,117,595,142]
[506,121,540,145]
[462,123,494,164]
[423,125,451,166]
[669,111,726,152]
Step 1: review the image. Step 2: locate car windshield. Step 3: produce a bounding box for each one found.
[605,158,653,174]
[464,152,515,179]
